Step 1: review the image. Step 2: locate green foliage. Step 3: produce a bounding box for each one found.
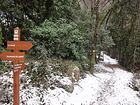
[97,28,115,50]
[0,28,2,43]
[0,62,4,75]
[52,0,80,21]
[0,62,12,75]
[0,28,4,74]
[26,61,48,87]
[26,58,81,89]
[30,18,87,60]
[0,0,119,74]
[0,0,53,42]
[105,0,140,71]
[0,28,4,51]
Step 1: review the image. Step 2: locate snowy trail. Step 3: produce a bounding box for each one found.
[47,63,140,105]
[95,71,115,105]
[1,54,140,105]
[92,66,140,105]
[90,54,140,105]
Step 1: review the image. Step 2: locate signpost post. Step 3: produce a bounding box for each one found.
[0,27,32,105]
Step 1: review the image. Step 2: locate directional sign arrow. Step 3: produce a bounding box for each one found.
[7,41,32,51]
[0,52,25,62]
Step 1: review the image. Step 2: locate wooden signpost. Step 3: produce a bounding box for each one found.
[0,27,32,105]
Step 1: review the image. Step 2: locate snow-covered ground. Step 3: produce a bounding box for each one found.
[1,54,140,105]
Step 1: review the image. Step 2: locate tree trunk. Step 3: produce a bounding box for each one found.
[89,0,100,73]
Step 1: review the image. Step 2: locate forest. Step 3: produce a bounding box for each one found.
[0,0,140,72]
[0,0,140,105]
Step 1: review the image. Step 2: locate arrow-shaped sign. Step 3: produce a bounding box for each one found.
[0,52,25,62]
[7,41,32,51]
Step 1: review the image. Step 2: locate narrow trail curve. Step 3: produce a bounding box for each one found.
[91,63,140,105]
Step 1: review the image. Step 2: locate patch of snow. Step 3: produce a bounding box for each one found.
[66,75,100,105]
[55,76,72,86]
[59,77,72,86]
[100,51,118,64]
[94,63,114,73]
[107,69,140,105]
[44,87,69,105]
[103,54,118,64]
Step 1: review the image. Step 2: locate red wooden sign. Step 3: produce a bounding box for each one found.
[7,41,32,50]
[0,27,32,105]
[0,52,25,62]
